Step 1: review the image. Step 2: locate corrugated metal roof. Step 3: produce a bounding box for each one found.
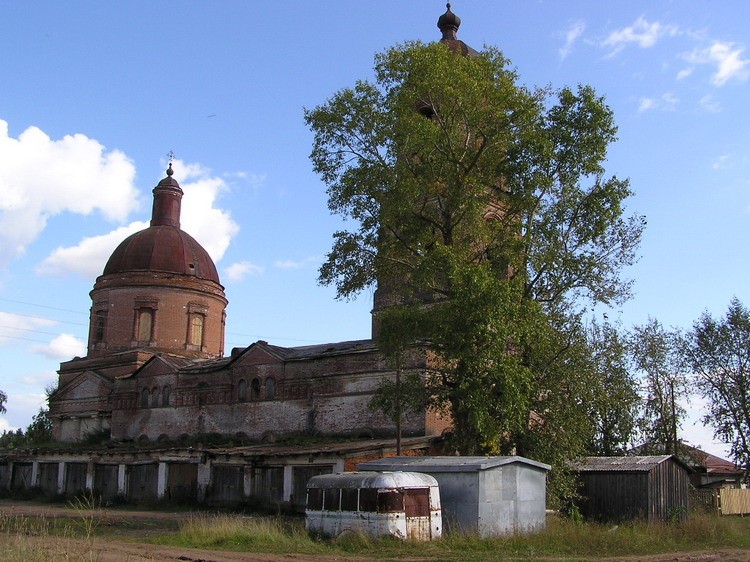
[569,455,675,472]
[359,455,551,473]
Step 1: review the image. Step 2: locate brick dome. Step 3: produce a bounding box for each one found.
[88,164,227,359]
[102,163,220,283]
[103,225,220,283]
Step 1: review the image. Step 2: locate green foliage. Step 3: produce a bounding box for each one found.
[0,389,6,414]
[586,320,641,456]
[629,318,687,455]
[306,40,644,499]
[684,298,750,480]
[0,408,53,449]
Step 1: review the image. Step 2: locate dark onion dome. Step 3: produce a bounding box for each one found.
[102,164,221,284]
[437,3,479,57]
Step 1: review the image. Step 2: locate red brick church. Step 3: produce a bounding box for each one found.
[48,162,451,444]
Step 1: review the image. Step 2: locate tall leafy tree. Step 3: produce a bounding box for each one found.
[586,320,641,456]
[629,318,687,455]
[306,41,643,465]
[684,298,750,480]
[0,390,6,414]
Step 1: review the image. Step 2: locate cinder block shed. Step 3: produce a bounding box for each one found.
[359,456,551,537]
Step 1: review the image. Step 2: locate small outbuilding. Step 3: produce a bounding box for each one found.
[359,456,550,537]
[569,455,692,522]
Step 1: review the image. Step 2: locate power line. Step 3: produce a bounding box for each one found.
[0,297,87,316]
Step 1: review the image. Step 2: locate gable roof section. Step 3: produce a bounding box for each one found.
[570,455,692,474]
[118,353,194,380]
[53,370,113,401]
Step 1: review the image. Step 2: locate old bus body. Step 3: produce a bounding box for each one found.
[305,471,442,541]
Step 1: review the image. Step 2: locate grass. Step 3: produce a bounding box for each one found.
[2,503,750,561]
[152,512,750,560]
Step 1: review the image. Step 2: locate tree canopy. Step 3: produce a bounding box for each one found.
[684,298,750,479]
[306,41,644,488]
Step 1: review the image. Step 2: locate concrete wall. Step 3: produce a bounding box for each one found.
[359,457,550,537]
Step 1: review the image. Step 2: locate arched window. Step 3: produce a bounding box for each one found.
[251,377,261,400]
[162,385,170,406]
[141,388,149,408]
[93,310,107,343]
[238,379,247,402]
[151,386,159,407]
[265,377,275,400]
[189,315,204,347]
[137,309,154,343]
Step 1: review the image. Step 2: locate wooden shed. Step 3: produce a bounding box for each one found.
[569,455,692,522]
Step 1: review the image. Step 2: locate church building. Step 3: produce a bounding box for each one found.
[47,5,474,446]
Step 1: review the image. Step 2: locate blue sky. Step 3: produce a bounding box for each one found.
[0,1,748,458]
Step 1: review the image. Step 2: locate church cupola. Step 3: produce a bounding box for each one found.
[87,164,228,359]
[150,162,183,228]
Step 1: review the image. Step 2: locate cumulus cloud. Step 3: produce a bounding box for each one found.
[30,333,86,360]
[0,418,17,433]
[0,120,140,267]
[174,159,240,263]
[559,20,585,60]
[683,41,750,86]
[603,17,679,56]
[0,311,56,347]
[37,221,147,278]
[638,92,679,113]
[224,261,264,282]
[36,157,242,277]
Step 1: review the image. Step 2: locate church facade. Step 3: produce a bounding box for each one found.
[49,165,450,444]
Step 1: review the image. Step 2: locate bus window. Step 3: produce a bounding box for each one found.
[404,488,430,517]
[359,488,378,512]
[324,488,340,511]
[378,490,405,513]
[341,488,358,511]
[307,488,323,510]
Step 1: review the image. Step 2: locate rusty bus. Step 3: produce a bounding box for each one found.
[305,471,442,541]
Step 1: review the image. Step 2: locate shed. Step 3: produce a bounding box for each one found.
[358,456,550,537]
[569,455,692,522]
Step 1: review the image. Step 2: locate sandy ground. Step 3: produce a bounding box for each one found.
[2,500,750,561]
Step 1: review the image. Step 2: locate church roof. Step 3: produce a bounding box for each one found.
[101,164,220,284]
[437,3,479,57]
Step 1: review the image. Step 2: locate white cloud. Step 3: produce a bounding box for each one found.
[274,256,319,270]
[559,20,585,60]
[0,418,17,434]
[638,92,679,113]
[174,159,240,263]
[224,261,264,282]
[0,120,140,267]
[30,333,86,360]
[0,311,56,347]
[603,17,679,56]
[676,67,693,80]
[36,158,242,278]
[37,221,147,278]
[684,41,750,86]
